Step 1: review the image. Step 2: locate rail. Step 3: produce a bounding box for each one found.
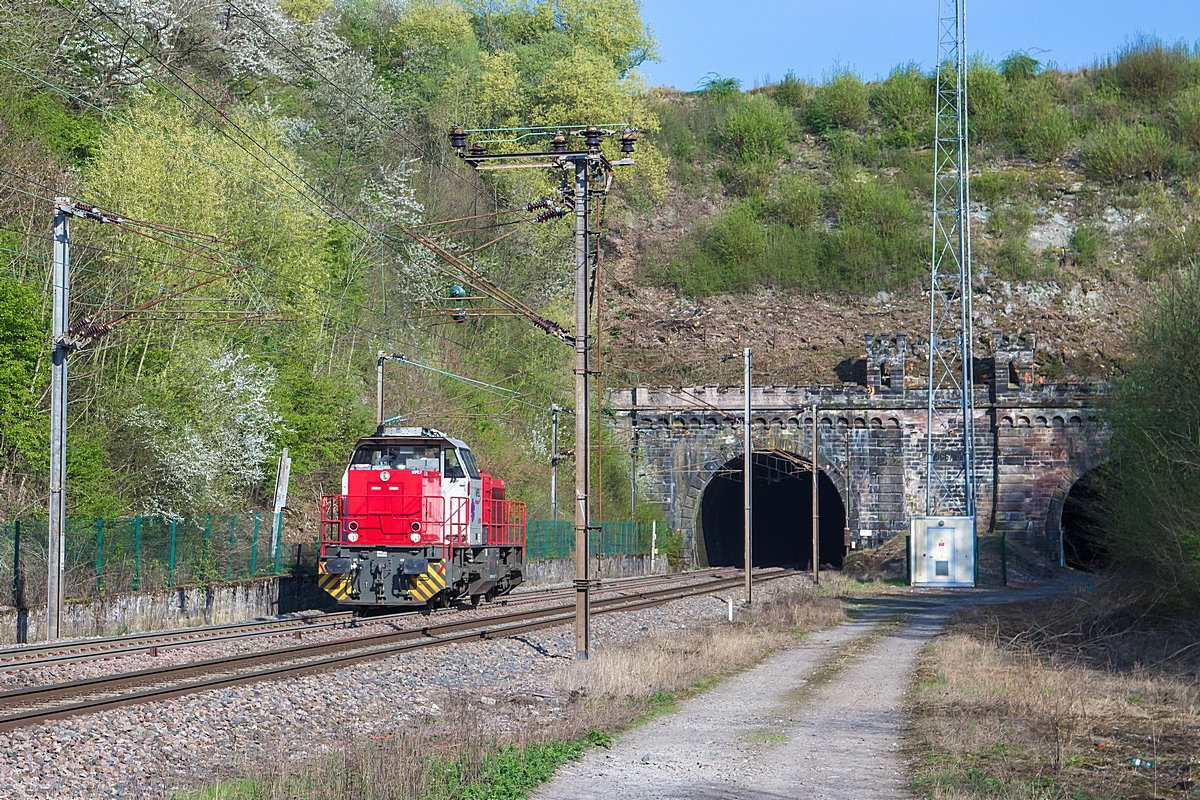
[0,568,794,730]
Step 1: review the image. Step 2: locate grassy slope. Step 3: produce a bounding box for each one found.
[602,43,1200,388]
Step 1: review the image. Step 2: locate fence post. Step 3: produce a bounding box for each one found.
[133,516,141,592]
[95,518,103,594]
[273,513,282,574]
[250,513,259,577]
[227,515,236,581]
[11,520,19,606]
[168,519,177,587]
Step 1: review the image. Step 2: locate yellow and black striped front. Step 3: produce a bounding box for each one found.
[318,571,354,601]
[408,563,447,602]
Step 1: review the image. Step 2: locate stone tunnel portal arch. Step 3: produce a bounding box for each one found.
[699,452,846,569]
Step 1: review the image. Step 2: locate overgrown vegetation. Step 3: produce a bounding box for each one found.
[640,37,1200,297]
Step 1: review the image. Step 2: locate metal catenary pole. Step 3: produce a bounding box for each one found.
[572,156,592,659]
[743,348,752,604]
[47,199,71,640]
[812,402,820,585]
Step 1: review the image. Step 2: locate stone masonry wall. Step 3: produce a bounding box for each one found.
[609,331,1109,563]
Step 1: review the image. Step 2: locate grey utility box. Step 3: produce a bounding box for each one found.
[910,516,976,587]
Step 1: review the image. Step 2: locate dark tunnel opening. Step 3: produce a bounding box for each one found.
[701,453,846,569]
[1060,467,1113,572]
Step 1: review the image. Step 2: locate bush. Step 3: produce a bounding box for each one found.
[697,73,742,101]
[807,71,868,132]
[722,96,791,165]
[1071,224,1101,267]
[773,174,822,228]
[707,202,766,264]
[1102,258,1200,603]
[999,51,1042,82]
[1005,81,1074,161]
[1103,36,1198,102]
[773,70,811,108]
[1171,86,1200,151]
[966,58,1009,143]
[871,63,931,143]
[831,176,919,237]
[1082,121,1173,182]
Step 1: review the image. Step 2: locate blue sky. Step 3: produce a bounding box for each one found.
[638,1,1200,90]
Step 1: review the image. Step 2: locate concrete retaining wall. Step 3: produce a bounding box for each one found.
[524,554,668,586]
[0,575,336,644]
[0,555,668,644]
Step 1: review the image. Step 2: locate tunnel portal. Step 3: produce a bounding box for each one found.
[701,452,846,569]
[1060,467,1113,572]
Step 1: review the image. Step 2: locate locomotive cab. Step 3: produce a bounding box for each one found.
[318,426,525,608]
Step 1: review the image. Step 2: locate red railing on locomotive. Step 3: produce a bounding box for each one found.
[343,468,445,546]
[486,499,526,547]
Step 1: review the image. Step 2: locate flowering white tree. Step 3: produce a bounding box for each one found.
[125,350,284,517]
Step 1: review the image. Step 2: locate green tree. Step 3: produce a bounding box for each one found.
[1103,257,1200,604]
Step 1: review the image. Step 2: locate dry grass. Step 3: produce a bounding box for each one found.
[183,583,847,800]
[556,587,846,717]
[908,595,1200,799]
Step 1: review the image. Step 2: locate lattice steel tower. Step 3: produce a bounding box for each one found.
[925,0,976,518]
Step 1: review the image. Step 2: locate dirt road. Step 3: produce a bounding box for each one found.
[533,593,1015,799]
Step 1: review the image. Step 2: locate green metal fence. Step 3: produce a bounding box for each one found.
[525,520,660,560]
[0,515,660,606]
[0,513,287,607]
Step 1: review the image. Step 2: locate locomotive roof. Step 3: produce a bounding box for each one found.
[358,426,472,451]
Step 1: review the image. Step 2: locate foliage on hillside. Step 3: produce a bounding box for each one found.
[0,0,661,525]
[1100,255,1200,603]
[640,38,1200,298]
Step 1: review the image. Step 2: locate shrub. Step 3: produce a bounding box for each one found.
[697,72,742,102]
[831,176,919,237]
[1103,35,1198,102]
[1082,122,1173,182]
[1171,86,1200,151]
[1005,81,1074,161]
[1071,224,1101,267]
[773,174,822,228]
[722,95,791,165]
[773,70,811,108]
[999,51,1042,82]
[966,58,1009,143]
[871,63,931,143]
[706,202,767,265]
[807,71,868,132]
[972,171,1016,209]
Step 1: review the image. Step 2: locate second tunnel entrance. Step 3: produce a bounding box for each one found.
[700,452,846,569]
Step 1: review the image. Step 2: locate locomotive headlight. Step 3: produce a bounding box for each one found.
[347,532,359,542]
[379,470,390,482]
[347,520,359,532]
[410,521,421,533]
[409,532,421,543]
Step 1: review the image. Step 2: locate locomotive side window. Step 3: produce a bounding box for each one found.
[350,445,440,471]
[443,448,466,479]
[459,449,480,479]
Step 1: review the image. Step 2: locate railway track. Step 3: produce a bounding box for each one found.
[0,569,741,673]
[0,568,792,731]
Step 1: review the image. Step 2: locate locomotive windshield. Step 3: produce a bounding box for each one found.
[460,449,480,479]
[350,444,440,471]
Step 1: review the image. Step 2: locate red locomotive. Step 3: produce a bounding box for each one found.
[318,426,526,608]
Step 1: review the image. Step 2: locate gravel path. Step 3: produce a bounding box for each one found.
[535,583,1078,800]
[0,572,812,799]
